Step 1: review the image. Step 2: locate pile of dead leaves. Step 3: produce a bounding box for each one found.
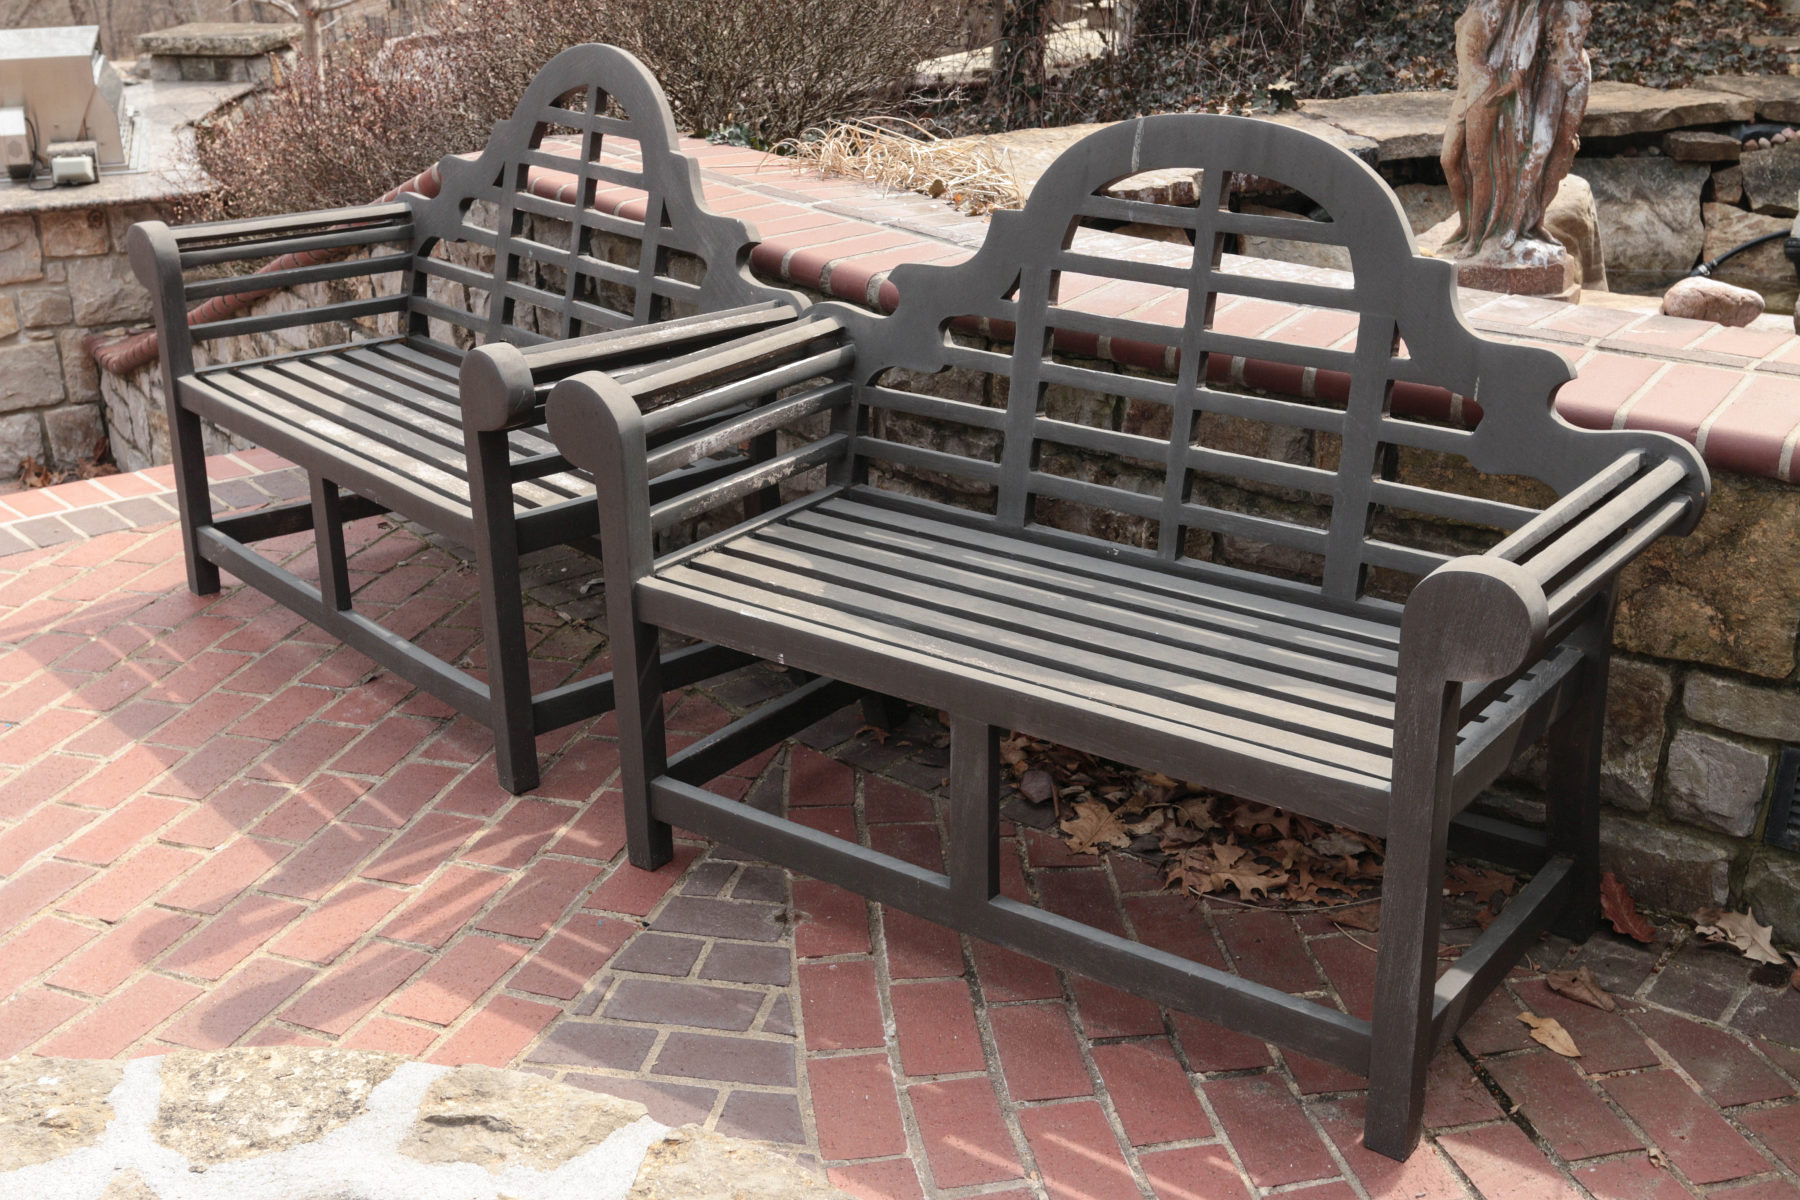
[1005,731,1386,906]
[1694,906,1798,989]
[18,438,119,488]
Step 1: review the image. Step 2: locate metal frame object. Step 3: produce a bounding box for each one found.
[547,113,1709,1160]
[127,44,808,794]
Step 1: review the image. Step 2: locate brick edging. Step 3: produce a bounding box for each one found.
[83,133,1800,485]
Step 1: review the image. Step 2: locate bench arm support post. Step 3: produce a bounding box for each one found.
[1369,556,1549,1158]
[547,371,673,867]
[126,220,218,596]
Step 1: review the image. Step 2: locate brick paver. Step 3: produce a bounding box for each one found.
[0,485,1795,1199]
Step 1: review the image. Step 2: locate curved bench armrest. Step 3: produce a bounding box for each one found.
[126,207,418,374]
[1487,450,1702,628]
[1398,449,1703,690]
[459,301,808,433]
[137,203,415,258]
[547,314,855,544]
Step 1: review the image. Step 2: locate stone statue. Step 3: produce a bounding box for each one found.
[1437,0,1592,293]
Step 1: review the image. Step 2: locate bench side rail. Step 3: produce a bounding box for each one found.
[406,43,803,356]
[809,113,1705,613]
[547,315,857,523]
[125,204,419,377]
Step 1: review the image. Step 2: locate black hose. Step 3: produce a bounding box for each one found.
[1691,230,1790,277]
[1731,122,1795,142]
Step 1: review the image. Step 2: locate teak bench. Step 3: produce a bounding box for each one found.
[548,114,1709,1158]
[126,44,807,793]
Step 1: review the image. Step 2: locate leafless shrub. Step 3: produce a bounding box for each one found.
[184,0,608,221]
[186,0,959,219]
[618,0,962,143]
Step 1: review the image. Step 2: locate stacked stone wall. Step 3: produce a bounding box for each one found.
[0,200,172,473]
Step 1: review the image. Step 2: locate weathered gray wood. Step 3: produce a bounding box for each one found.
[549,109,1712,1163]
[129,42,811,795]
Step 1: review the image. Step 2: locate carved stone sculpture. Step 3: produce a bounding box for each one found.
[1437,0,1592,295]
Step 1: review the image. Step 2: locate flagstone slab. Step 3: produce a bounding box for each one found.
[1580,80,1756,138]
[1298,91,1454,161]
[0,1050,845,1200]
[1702,74,1800,123]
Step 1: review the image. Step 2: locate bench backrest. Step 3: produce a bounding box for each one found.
[406,43,798,349]
[826,114,1696,611]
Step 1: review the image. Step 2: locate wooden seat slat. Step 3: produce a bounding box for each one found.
[784,506,1400,679]
[269,359,464,448]
[656,554,1398,779]
[279,356,593,504]
[752,520,1397,713]
[288,351,596,505]
[208,366,499,501]
[349,342,464,392]
[184,374,475,529]
[824,497,1403,651]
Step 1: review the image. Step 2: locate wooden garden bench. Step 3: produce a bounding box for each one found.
[547,113,1708,1158]
[125,44,807,793]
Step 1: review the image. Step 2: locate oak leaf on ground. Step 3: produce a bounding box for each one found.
[1600,872,1656,943]
[1692,907,1786,965]
[1333,902,1382,932]
[1544,966,1615,1012]
[1518,1011,1581,1057]
[1060,799,1131,854]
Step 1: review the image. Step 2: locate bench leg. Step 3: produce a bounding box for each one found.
[1365,800,1451,1159]
[615,615,673,870]
[310,477,353,612]
[947,717,1000,906]
[167,397,221,596]
[860,692,907,733]
[1545,647,1609,943]
[468,431,540,795]
[1366,683,1459,1161]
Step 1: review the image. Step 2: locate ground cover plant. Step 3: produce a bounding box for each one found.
[943,0,1800,132]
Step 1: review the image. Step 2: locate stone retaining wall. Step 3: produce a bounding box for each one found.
[0,198,166,472]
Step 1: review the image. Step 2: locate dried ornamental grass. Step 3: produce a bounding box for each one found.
[781,119,1025,215]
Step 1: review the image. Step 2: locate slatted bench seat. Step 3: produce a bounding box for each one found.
[126,44,810,793]
[546,114,1709,1159]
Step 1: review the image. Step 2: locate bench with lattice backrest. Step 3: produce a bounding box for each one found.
[545,113,1708,1159]
[127,43,818,793]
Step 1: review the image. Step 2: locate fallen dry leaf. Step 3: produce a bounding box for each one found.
[1060,799,1130,854]
[1600,873,1657,943]
[1791,967,1799,993]
[1647,1146,1670,1171]
[1215,862,1289,900]
[1693,907,1786,966]
[1518,1011,1581,1057]
[1333,902,1383,933]
[1544,965,1616,1012]
[1444,864,1518,904]
[17,455,64,489]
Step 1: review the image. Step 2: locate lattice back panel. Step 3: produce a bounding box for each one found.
[838,114,1602,607]
[407,44,796,351]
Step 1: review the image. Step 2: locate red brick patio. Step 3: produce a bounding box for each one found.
[0,458,1796,1200]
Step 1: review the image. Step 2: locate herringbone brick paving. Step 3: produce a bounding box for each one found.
[0,458,1796,1200]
